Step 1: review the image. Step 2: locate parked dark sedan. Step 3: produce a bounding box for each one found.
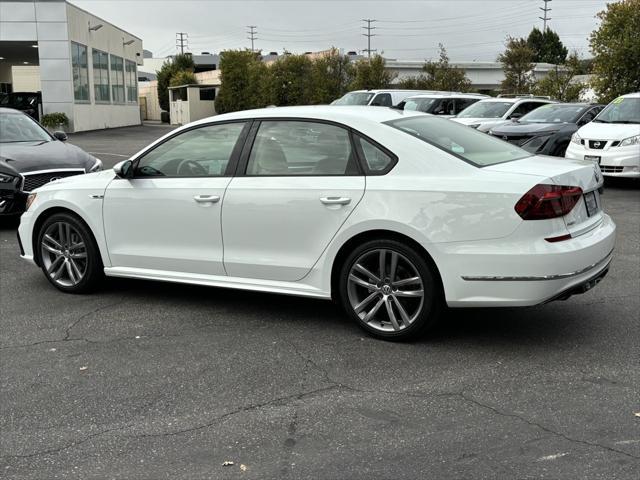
[0,108,102,216]
[488,103,604,157]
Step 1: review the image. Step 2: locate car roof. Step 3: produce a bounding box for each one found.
[0,107,25,114]
[620,92,640,98]
[349,89,426,94]
[192,105,426,127]
[405,93,488,99]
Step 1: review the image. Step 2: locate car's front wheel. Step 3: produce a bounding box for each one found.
[37,212,103,293]
[338,239,441,341]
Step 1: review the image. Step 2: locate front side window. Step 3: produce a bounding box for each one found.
[511,101,546,118]
[92,49,110,103]
[371,93,392,107]
[125,60,137,103]
[386,116,530,167]
[135,122,245,177]
[71,42,89,102]
[110,55,125,103]
[246,121,357,176]
[457,101,513,118]
[455,98,480,114]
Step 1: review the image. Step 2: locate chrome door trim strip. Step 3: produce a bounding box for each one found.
[461,249,614,281]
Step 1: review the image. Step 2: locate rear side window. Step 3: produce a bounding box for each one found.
[246,121,359,176]
[386,116,530,167]
[356,136,395,173]
[371,93,392,107]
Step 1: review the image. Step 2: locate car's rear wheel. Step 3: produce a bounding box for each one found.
[37,212,103,293]
[338,239,441,340]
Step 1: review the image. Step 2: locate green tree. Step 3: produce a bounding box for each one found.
[265,54,313,106]
[498,37,535,94]
[533,52,585,101]
[527,27,568,64]
[309,49,354,104]
[214,50,264,114]
[156,54,195,112]
[421,44,472,91]
[350,55,395,91]
[589,0,640,102]
[169,70,197,87]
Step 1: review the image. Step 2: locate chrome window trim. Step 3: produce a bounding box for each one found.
[461,249,614,281]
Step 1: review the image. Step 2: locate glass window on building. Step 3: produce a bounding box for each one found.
[110,55,125,103]
[125,60,138,103]
[92,49,110,103]
[71,42,89,102]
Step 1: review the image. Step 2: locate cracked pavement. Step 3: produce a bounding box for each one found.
[1,126,639,479]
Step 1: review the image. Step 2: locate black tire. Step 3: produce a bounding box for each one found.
[338,239,442,341]
[36,212,104,293]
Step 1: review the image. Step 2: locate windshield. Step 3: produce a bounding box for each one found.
[0,93,38,107]
[333,92,375,106]
[457,101,512,118]
[0,112,52,143]
[403,97,437,113]
[386,116,530,166]
[594,97,640,124]
[520,104,587,123]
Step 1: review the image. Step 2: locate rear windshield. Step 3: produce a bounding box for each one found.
[457,101,512,118]
[386,116,531,166]
[333,92,375,106]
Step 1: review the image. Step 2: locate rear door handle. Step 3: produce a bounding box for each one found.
[193,195,220,204]
[320,196,351,206]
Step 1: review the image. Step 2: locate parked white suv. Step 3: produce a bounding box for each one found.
[565,92,640,178]
[332,90,427,107]
[452,95,557,132]
[400,92,489,117]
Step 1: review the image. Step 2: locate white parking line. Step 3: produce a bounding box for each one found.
[537,452,569,461]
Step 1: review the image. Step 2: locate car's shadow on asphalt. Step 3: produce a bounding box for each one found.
[100,275,588,348]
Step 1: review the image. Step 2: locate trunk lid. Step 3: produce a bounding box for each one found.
[486,155,604,237]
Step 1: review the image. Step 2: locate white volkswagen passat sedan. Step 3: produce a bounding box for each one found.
[18,106,615,341]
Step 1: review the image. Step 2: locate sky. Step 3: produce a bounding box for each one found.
[72,0,614,61]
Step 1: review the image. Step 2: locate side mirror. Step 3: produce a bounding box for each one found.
[509,112,523,120]
[113,159,133,179]
[53,131,67,141]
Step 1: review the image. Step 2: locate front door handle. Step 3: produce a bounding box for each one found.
[193,195,220,204]
[320,196,351,206]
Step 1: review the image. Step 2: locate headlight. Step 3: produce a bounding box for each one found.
[619,134,640,147]
[89,158,103,172]
[0,173,16,183]
[25,193,37,211]
[570,132,582,145]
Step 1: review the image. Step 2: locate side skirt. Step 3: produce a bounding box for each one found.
[103,266,331,299]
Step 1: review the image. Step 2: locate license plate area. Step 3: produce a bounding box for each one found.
[584,191,599,217]
[584,155,601,164]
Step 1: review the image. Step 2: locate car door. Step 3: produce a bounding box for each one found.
[221,119,366,282]
[103,121,249,276]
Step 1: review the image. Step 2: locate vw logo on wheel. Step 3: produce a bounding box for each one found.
[49,176,62,183]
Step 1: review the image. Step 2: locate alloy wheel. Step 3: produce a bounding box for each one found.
[40,221,88,287]
[347,248,425,332]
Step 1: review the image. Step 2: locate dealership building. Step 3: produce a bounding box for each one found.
[0,0,143,132]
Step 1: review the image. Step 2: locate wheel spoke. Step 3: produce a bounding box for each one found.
[57,223,65,246]
[53,259,66,280]
[69,258,83,281]
[389,251,398,282]
[42,242,62,255]
[354,291,379,313]
[353,263,380,283]
[395,289,424,298]
[392,276,421,287]
[349,274,377,291]
[65,223,72,247]
[379,249,387,280]
[69,252,87,259]
[44,234,63,250]
[363,297,385,323]
[65,260,77,284]
[69,241,85,251]
[47,255,64,274]
[392,296,412,327]
[384,297,401,331]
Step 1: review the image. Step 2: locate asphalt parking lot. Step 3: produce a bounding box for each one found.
[1,125,639,479]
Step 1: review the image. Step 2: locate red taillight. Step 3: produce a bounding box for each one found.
[515,184,583,220]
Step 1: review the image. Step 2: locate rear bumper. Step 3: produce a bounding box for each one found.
[437,213,616,307]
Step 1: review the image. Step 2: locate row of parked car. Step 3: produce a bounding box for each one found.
[333,89,640,178]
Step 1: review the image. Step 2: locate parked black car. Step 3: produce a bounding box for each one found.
[0,91,42,121]
[488,103,604,157]
[0,108,102,216]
